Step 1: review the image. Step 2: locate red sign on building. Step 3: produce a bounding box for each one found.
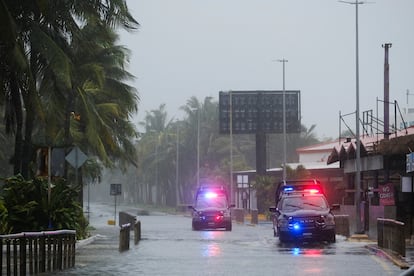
[379,183,395,206]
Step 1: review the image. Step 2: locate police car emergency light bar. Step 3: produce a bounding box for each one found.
[283,186,322,194]
[204,192,218,199]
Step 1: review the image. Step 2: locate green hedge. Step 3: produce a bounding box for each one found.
[0,175,87,239]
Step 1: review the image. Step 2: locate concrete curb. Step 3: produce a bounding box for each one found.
[346,234,411,269]
[365,244,410,270]
[76,234,105,249]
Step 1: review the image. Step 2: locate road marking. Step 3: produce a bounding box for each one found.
[370,255,394,274]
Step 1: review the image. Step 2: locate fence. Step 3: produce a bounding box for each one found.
[377,218,406,257]
[1,230,76,275]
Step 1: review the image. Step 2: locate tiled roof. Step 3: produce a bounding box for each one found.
[326,126,414,164]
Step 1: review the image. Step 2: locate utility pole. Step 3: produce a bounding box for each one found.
[230,91,234,205]
[382,43,392,141]
[340,0,367,234]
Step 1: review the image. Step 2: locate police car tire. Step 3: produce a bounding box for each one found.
[327,231,336,243]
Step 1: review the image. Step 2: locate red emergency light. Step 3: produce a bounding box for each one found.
[304,188,321,194]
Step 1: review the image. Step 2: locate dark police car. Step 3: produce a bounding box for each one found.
[188,184,234,231]
[274,179,324,206]
[269,181,338,243]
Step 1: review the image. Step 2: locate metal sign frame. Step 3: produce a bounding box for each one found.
[110,183,122,225]
[110,183,122,196]
[219,90,301,134]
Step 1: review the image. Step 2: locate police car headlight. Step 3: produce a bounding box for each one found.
[278,216,290,228]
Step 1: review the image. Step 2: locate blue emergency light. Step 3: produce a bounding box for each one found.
[292,222,301,231]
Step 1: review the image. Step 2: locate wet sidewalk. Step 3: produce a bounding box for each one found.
[349,233,414,270]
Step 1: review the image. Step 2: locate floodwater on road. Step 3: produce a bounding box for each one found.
[54,203,405,276]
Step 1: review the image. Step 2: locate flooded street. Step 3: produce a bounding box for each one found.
[55,203,405,276]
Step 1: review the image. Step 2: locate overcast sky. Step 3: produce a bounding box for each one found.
[119,0,414,139]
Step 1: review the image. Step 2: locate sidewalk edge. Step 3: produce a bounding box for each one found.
[76,234,104,249]
[365,244,410,270]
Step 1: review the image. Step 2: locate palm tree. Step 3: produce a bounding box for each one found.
[179,96,251,203]
[137,104,178,205]
[0,0,139,177]
[67,22,139,168]
[0,0,40,177]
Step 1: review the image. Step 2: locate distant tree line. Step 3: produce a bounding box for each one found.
[128,96,321,207]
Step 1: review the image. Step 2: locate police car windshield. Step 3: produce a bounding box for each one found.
[280,196,327,211]
[195,194,227,209]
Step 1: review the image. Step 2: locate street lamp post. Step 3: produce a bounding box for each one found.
[340,0,365,233]
[176,123,180,207]
[197,108,200,187]
[190,107,201,187]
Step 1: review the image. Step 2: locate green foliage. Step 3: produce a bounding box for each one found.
[0,175,87,239]
[1,0,139,178]
[252,175,277,214]
[252,165,311,213]
[0,197,9,234]
[286,165,311,179]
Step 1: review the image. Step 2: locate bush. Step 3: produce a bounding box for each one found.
[252,175,277,214]
[0,175,87,239]
[0,198,9,234]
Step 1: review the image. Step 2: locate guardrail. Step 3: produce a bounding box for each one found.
[119,211,137,227]
[377,218,405,257]
[233,208,244,224]
[134,221,141,245]
[119,224,131,252]
[119,220,141,252]
[0,229,76,275]
[334,215,350,238]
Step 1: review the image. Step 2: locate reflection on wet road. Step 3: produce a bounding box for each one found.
[55,203,405,276]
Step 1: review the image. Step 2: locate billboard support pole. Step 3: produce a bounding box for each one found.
[277,59,288,180]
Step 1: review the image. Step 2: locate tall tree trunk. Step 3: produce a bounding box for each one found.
[21,83,36,179]
[10,75,23,176]
[21,112,33,179]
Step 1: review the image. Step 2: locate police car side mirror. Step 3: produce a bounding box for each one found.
[188,205,195,211]
[269,207,281,216]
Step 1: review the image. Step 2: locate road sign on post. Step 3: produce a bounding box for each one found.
[110,183,122,196]
[65,146,88,169]
[110,184,122,225]
[66,146,88,216]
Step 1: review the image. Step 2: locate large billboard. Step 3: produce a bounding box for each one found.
[219,90,301,134]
